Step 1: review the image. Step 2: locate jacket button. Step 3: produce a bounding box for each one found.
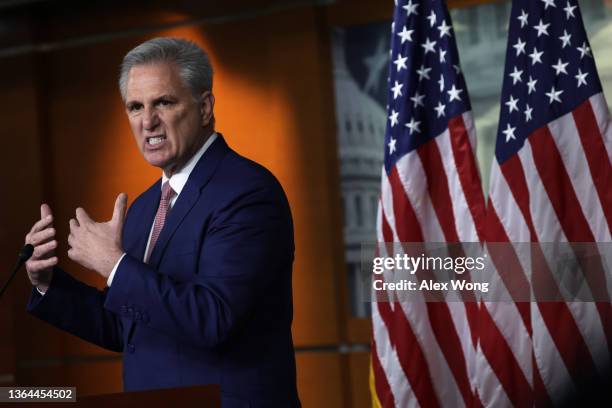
[135,311,142,321]
[127,344,135,354]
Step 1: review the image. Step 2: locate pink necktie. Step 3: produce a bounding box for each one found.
[145,181,176,263]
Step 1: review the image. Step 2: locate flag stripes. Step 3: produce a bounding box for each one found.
[448,115,486,243]
[573,98,612,237]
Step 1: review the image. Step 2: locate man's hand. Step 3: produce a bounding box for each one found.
[68,193,128,279]
[25,204,58,293]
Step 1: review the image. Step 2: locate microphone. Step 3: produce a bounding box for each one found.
[0,244,34,299]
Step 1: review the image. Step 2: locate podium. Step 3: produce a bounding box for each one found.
[77,384,221,407]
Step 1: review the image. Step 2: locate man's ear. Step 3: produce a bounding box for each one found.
[200,91,215,127]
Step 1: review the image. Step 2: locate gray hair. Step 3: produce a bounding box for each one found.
[119,37,213,101]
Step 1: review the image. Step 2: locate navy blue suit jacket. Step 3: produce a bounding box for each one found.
[27,135,300,407]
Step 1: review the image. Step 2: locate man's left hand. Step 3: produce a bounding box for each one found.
[68,193,128,279]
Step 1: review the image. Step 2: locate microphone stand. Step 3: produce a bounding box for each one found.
[0,244,34,299]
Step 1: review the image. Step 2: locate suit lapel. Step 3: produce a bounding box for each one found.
[148,135,230,268]
[124,181,160,261]
[122,180,160,345]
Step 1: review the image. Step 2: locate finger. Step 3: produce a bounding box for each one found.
[69,218,79,232]
[26,257,58,272]
[111,193,128,225]
[75,207,93,226]
[29,214,54,235]
[40,204,53,220]
[67,232,75,248]
[28,228,56,246]
[32,240,57,259]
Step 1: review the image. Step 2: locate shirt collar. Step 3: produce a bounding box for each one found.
[162,132,218,196]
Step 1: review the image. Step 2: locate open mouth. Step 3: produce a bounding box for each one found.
[146,135,166,146]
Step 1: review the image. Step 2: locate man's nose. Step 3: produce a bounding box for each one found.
[142,107,160,131]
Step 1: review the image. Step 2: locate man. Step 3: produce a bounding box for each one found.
[24,37,300,407]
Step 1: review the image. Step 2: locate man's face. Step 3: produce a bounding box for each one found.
[124,62,212,175]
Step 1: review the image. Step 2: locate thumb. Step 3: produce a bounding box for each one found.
[40,203,53,221]
[111,193,128,226]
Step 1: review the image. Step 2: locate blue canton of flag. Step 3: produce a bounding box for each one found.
[495,0,603,163]
[385,0,471,172]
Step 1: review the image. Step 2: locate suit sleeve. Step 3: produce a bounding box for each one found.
[104,181,293,349]
[27,267,124,352]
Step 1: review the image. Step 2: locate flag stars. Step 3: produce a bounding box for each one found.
[509,66,523,85]
[447,84,463,102]
[416,64,432,80]
[440,49,447,63]
[505,95,519,113]
[439,74,445,92]
[434,101,446,118]
[502,123,517,142]
[513,38,527,56]
[527,76,538,94]
[397,26,414,44]
[453,64,461,74]
[421,37,437,54]
[577,42,592,59]
[564,1,577,19]
[389,110,399,127]
[552,58,569,75]
[517,10,529,28]
[393,54,408,71]
[575,69,589,87]
[533,19,550,37]
[546,86,564,104]
[403,0,419,16]
[405,118,421,134]
[541,0,556,10]
[438,20,452,38]
[529,47,544,65]
[524,104,533,122]
[391,81,403,99]
[388,137,397,154]
[559,30,572,48]
[427,10,437,27]
[410,91,425,108]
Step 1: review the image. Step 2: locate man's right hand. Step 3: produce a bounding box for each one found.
[24,204,58,293]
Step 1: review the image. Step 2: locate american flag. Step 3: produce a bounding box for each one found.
[371,0,486,406]
[479,0,612,406]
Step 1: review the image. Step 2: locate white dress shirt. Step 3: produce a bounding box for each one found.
[37,133,217,295]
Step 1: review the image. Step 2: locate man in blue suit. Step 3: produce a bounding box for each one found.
[23,37,300,407]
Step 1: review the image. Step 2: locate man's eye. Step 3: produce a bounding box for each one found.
[127,104,142,112]
[157,100,173,107]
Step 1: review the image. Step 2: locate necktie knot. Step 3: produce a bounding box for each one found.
[161,181,175,202]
